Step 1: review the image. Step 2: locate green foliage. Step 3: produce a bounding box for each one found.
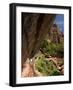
[51,69,60,75]
[40,40,64,57]
[35,56,60,76]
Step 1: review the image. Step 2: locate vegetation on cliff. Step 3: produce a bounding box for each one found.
[35,56,60,76]
[40,40,64,58]
[34,24,64,76]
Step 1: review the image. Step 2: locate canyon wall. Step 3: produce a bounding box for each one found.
[22,13,55,66]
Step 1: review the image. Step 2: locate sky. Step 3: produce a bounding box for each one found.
[54,14,64,32]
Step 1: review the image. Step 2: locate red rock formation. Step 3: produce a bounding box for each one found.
[48,24,64,43]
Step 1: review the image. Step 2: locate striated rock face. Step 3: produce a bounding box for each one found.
[48,24,64,43]
[22,13,55,67]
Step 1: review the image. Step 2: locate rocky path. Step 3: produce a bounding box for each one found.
[21,58,36,77]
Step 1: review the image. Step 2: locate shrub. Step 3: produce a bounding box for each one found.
[51,69,60,76]
[35,56,60,76]
[40,40,64,57]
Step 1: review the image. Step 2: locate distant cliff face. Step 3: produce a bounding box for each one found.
[22,13,55,65]
[48,24,64,43]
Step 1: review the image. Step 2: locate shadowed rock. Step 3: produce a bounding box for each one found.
[22,13,56,67]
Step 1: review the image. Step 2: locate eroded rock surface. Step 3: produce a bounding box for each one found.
[22,13,55,67]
